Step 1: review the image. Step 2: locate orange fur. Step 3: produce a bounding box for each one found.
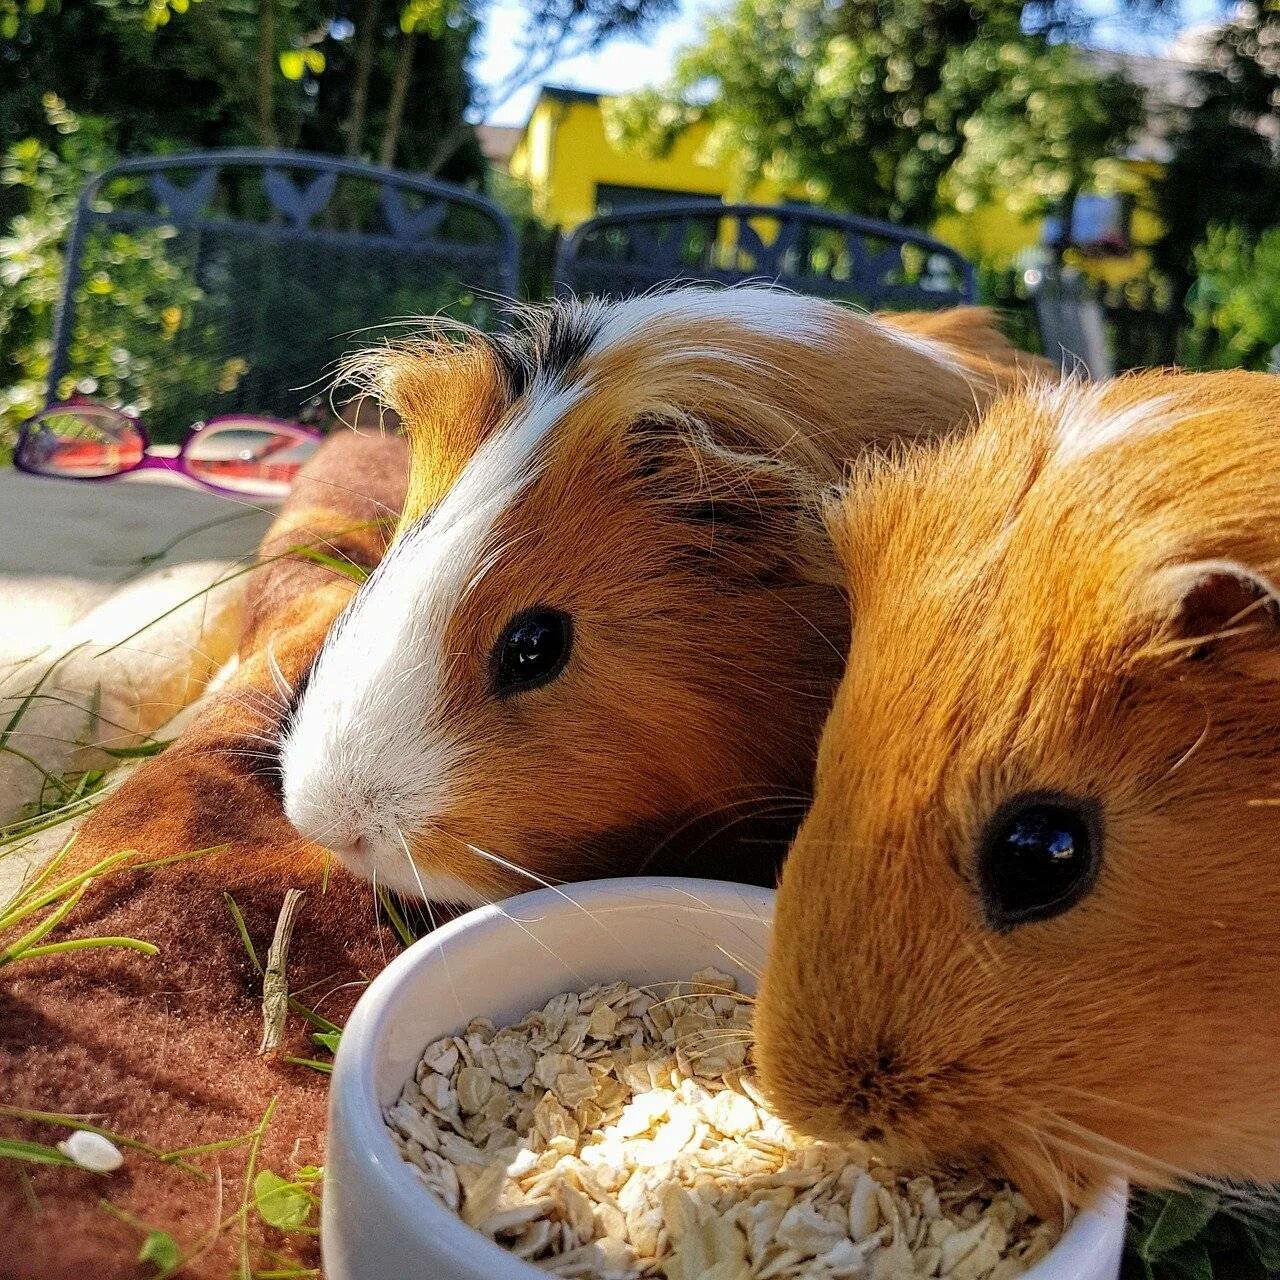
[756,370,1280,1215]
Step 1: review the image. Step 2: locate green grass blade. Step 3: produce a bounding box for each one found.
[239,1098,278,1280]
[18,936,159,960]
[224,892,264,975]
[0,1138,78,1167]
[0,880,89,964]
[0,642,90,752]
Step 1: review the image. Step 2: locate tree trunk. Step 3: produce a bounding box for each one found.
[1052,185,1078,270]
[426,121,470,176]
[344,0,380,158]
[379,30,417,169]
[257,0,278,147]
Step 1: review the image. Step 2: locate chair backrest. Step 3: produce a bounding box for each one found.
[555,201,977,310]
[1026,265,1115,381]
[48,149,519,439]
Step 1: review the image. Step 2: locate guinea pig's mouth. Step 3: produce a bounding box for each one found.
[759,1066,1085,1220]
[315,824,488,908]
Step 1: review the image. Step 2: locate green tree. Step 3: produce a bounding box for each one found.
[1185,223,1280,369]
[0,0,484,180]
[608,0,1145,231]
[1154,0,1280,305]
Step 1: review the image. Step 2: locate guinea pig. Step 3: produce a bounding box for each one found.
[279,286,1050,906]
[755,369,1280,1215]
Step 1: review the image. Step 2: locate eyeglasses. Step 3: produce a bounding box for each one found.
[14,400,323,499]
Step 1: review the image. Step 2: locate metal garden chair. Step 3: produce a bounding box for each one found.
[554,200,978,310]
[47,149,519,440]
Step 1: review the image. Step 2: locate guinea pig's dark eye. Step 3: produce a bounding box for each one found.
[492,607,573,696]
[978,794,1101,930]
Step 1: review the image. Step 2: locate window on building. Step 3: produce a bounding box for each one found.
[1043,194,1134,257]
[594,185,720,215]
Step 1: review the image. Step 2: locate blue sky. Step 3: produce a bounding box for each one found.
[476,0,1228,127]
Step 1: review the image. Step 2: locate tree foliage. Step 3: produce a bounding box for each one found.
[1185,222,1280,369]
[1154,0,1280,298]
[0,0,675,442]
[608,0,1145,228]
[0,0,483,179]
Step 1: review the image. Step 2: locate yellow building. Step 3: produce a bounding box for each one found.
[507,86,798,231]
[501,62,1188,280]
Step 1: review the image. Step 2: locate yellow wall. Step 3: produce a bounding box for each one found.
[509,89,1162,283]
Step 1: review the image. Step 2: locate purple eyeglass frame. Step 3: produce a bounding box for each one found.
[14,397,323,498]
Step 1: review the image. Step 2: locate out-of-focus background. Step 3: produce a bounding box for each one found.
[1,0,1277,457]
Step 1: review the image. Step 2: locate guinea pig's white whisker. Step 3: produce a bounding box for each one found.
[301,977,370,1016]
[630,790,810,875]
[212,749,280,765]
[464,840,565,888]
[1041,1110,1231,1194]
[675,1028,755,1050]
[712,942,763,982]
[646,989,756,1017]
[371,869,391,970]
[1010,1120,1074,1222]
[1031,1124,1144,1187]
[395,825,466,1014]
[661,885,772,965]
[227,686,287,722]
[1056,1084,1280,1149]
[465,842,615,938]
[265,640,294,704]
[472,885,597,989]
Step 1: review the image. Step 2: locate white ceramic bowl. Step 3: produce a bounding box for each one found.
[323,876,1128,1280]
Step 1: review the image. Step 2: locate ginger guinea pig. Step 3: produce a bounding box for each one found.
[756,369,1280,1213]
[280,286,1047,907]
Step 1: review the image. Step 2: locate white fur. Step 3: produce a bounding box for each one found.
[867,316,967,377]
[588,287,972,383]
[279,374,588,895]
[587,286,833,355]
[1043,381,1182,463]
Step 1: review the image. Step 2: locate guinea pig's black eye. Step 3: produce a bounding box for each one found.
[978,794,1101,930]
[492,607,573,696]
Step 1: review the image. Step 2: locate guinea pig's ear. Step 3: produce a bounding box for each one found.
[1157,559,1280,676]
[627,414,835,584]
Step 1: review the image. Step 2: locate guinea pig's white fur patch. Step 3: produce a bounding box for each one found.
[587,287,834,353]
[279,374,588,901]
[865,316,966,378]
[1038,379,1186,464]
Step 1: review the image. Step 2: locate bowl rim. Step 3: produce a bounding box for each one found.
[325,875,1128,1280]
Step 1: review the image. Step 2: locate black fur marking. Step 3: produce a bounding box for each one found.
[484,302,604,401]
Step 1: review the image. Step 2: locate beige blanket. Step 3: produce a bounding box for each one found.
[0,467,272,895]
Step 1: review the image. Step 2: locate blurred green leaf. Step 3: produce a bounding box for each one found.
[253,1170,313,1231]
[137,1228,183,1273]
[1139,1191,1221,1262]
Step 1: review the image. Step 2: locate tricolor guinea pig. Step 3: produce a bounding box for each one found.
[755,369,1280,1214]
[279,286,1049,905]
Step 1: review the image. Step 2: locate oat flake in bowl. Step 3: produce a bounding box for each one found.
[385,969,1061,1280]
